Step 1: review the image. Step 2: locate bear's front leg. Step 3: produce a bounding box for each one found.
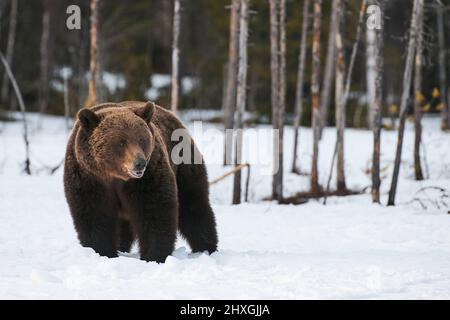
[65,165,119,258]
[86,213,119,258]
[127,159,178,263]
[133,197,178,263]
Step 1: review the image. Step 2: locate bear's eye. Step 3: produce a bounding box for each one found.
[138,138,146,148]
[119,139,127,148]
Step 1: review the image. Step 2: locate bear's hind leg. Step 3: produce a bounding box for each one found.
[176,162,218,254]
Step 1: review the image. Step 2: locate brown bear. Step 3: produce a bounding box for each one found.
[63,101,218,263]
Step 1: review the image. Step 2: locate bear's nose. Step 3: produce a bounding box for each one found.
[134,157,147,171]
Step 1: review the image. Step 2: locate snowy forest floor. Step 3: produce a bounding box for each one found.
[1,112,450,299]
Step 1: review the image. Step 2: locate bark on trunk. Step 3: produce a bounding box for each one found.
[171,0,181,113]
[232,0,249,205]
[372,1,384,203]
[334,0,346,193]
[1,0,18,105]
[85,0,99,108]
[310,0,322,193]
[387,0,422,206]
[269,0,281,200]
[223,0,240,166]
[292,0,310,173]
[437,7,449,130]
[276,0,286,200]
[413,3,424,181]
[319,0,339,137]
[366,0,384,203]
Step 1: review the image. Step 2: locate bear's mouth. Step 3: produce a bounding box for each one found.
[128,169,145,179]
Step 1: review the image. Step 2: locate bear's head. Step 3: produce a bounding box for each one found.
[75,102,155,181]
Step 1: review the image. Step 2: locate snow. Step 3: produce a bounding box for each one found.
[0,112,449,299]
[145,73,198,100]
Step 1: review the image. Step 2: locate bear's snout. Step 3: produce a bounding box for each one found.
[133,157,146,172]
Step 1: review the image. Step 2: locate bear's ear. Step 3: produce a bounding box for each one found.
[134,102,155,124]
[77,108,100,131]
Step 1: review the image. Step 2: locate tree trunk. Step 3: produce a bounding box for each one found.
[85,0,99,108]
[39,0,51,117]
[310,0,322,193]
[232,0,249,205]
[276,0,286,200]
[334,0,346,193]
[1,0,18,105]
[269,0,281,200]
[292,0,310,174]
[366,0,384,203]
[223,0,240,166]
[171,0,181,113]
[0,52,30,175]
[387,0,422,206]
[437,6,449,130]
[413,2,424,181]
[373,1,384,203]
[319,0,338,137]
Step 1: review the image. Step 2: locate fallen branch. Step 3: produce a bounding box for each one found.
[0,51,31,174]
[210,163,251,202]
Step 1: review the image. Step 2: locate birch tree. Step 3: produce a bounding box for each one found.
[366,0,384,203]
[292,0,310,174]
[232,0,249,205]
[223,0,240,165]
[1,0,18,104]
[388,0,422,206]
[413,1,424,181]
[269,0,280,200]
[310,0,322,194]
[269,0,286,201]
[334,0,346,193]
[436,5,449,130]
[171,0,181,113]
[85,0,99,108]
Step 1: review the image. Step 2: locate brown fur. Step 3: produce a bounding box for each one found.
[63,101,218,263]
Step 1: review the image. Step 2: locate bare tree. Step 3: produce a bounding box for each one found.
[325,0,366,201]
[269,0,280,199]
[436,5,449,130]
[171,0,181,113]
[388,0,422,206]
[223,0,240,165]
[85,0,99,108]
[269,0,286,201]
[39,0,51,117]
[334,0,346,193]
[310,0,322,194]
[0,52,30,175]
[414,1,424,181]
[232,0,249,205]
[366,0,384,203]
[1,0,18,105]
[319,0,339,137]
[292,0,310,174]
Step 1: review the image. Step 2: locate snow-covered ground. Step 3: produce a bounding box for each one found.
[0,112,449,299]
